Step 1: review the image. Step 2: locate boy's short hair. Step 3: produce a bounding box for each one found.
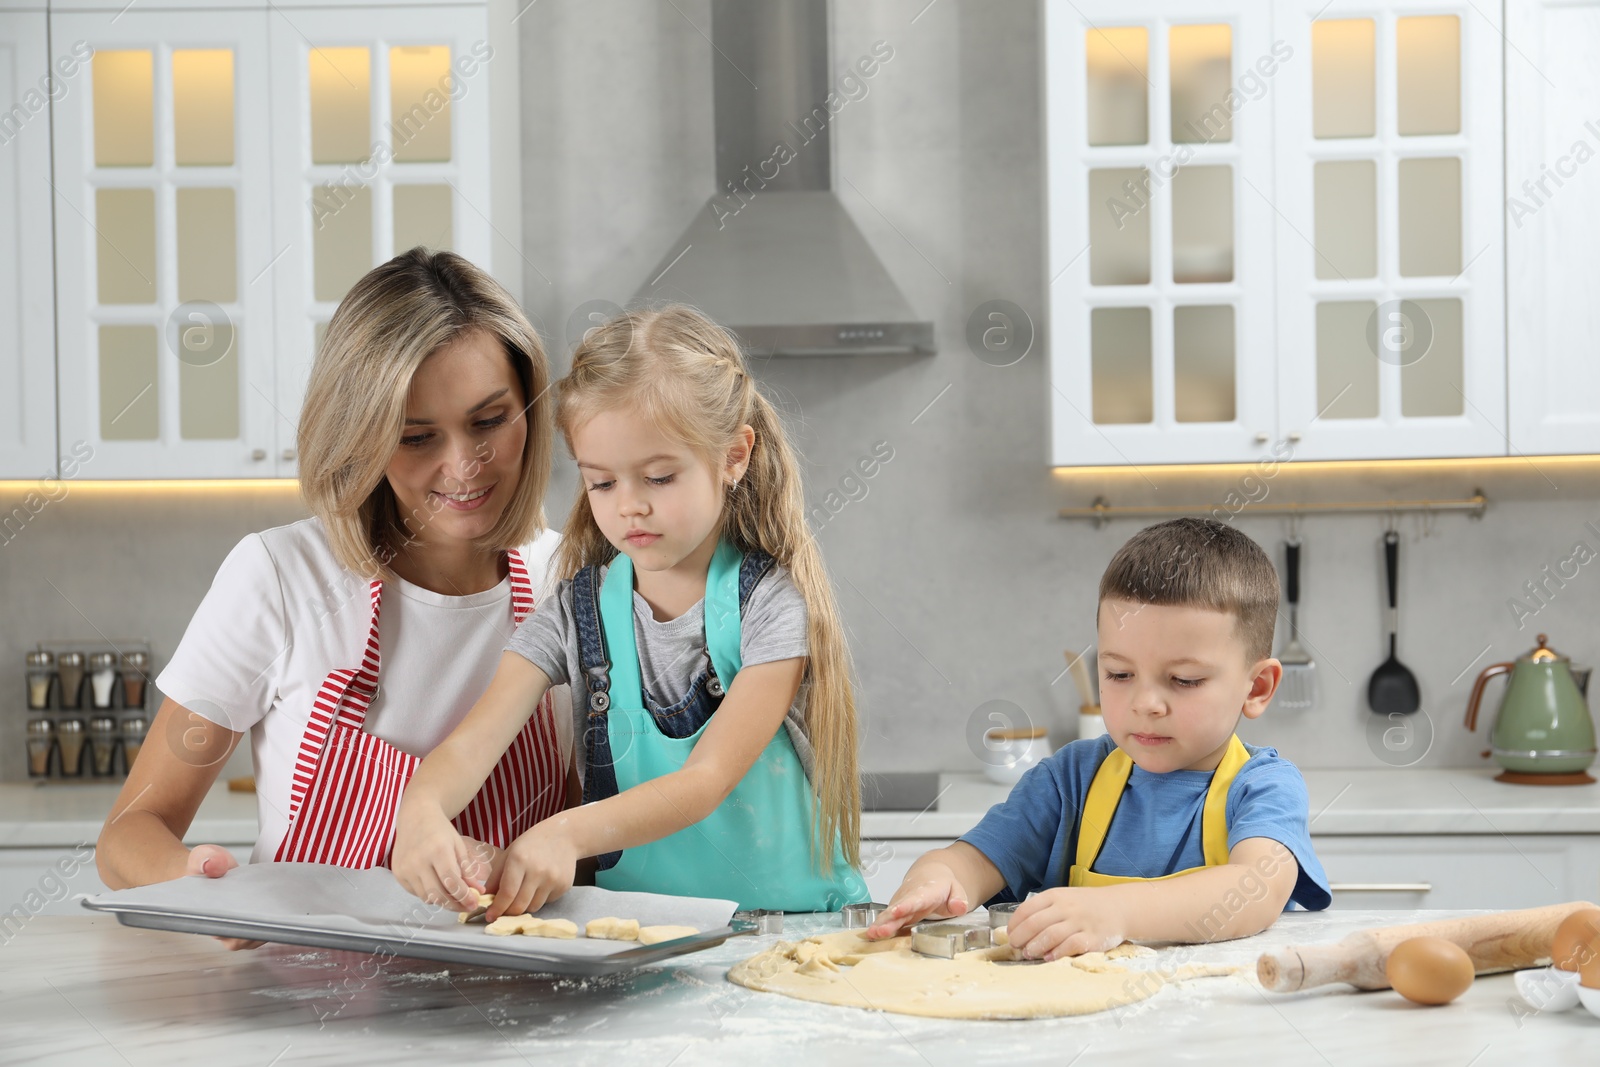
[1098,518,1280,662]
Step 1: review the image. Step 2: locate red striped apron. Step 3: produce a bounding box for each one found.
[274,549,566,867]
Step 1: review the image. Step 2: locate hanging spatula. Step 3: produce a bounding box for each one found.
[1276,539,1315,711]
[1367,530,1421,716]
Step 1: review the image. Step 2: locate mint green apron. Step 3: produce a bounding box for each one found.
[592,540,867,911]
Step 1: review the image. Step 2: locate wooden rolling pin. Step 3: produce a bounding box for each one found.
[1257,901,1594,992]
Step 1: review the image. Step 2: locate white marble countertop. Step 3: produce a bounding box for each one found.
[0,780,257,848]
[3,908,1593,1065]
[5,766,1600,849]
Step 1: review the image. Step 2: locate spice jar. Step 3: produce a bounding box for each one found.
[89,717,120,777]
[88,652,117,709]
[26,651,55,710]
[57,651,86,710]
[120,651,150,709]
[26,719,54,777]
[56,718,86,776]
[121,716,147,770]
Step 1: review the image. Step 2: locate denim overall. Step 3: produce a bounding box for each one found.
[571,540,867,911]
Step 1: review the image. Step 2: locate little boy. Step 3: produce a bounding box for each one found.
[867,518,1330,959]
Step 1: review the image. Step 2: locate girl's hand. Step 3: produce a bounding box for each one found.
[392,801,482,911]
[1004,886,1126,960]
[492,820,579,920]
[184,845,263,951]
[863,862,972,940]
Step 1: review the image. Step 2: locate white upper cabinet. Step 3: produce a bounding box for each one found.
[268,4,494,480]
[1505,0,1600,456]
[0,3,60,478]
[45,0,495,480]
[51,6,280,478]
[1045,0,1509,466]
[1047,1,1279,467]
[1273,0,1505,461]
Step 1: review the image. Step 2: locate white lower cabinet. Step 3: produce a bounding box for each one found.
[858,834,1600,911]
[1314,835,1600,911]
[0,845,252,922]
[859,838,954,905]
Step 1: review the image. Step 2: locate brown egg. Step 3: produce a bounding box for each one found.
[1385,937,1475,1005]
[1550,907,1600,973]
[1582,948,1600,992]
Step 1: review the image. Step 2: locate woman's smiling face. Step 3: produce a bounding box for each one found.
[384,329,528,548]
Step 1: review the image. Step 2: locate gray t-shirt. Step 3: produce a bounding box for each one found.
[506,562,814,779]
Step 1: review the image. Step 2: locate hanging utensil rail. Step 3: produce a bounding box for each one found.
[1059,490,1487,527]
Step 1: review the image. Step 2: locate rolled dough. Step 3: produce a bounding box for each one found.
[586,916,642,941]
[638,925,700,946]
[728,929,1233,1021]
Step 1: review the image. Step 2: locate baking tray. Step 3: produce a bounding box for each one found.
[81,862,749,977]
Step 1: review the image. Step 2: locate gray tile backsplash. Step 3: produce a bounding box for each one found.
[3,0,1596,786]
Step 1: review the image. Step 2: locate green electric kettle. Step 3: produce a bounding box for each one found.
[1465,634,1596,784]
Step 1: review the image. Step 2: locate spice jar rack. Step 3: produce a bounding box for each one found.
[24,640,152,782]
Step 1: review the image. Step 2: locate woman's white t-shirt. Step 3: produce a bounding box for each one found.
[156,517,571,862]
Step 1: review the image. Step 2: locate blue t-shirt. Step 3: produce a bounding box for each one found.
[960,735,1331,911]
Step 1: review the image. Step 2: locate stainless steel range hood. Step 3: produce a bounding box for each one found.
[631,0,935,357]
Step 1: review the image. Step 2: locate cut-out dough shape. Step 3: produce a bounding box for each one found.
[484,915,580,939]
[728,930,1235,1020]
[458,892,495,923]
[586,916,642,941]
[638,925,700,945]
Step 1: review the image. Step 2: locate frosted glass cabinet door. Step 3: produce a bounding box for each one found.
[1272,0,1505,461]
[1046,0,1278,467]
[1505,0,1600,455]
[50,7,278,478]
[0,7,58,479]
[268,5,493,480]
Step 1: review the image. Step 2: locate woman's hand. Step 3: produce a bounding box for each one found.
[392,800,482,911]
[458,837,506,894]
[185,845,263,951]
[491,819,579,920]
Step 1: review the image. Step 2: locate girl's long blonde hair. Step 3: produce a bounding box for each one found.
[298,248,553,579]
[553,305,860,870]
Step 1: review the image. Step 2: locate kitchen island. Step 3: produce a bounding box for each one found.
[3,907,1592,1066]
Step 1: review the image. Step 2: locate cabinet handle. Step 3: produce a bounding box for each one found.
[250,449,267,461]
[1287,431,1303,443]
[281,448,296,462]
[1329,882,1432,893]
[1254,431,1270,444]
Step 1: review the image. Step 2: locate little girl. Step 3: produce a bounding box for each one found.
[393,305,868,915]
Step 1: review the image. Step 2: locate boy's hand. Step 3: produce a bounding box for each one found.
[392,801,482,912]
[492,819,579,920]
[863,861,972,939]
[1005,886,1128,960]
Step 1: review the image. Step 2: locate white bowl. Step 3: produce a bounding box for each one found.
[1577,982,1600,1019]
[1514,966,1581,1012]
[980,731,1051,786]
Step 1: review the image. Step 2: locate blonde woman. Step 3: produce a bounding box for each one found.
[97,250,573,940]
[393,304,868,918]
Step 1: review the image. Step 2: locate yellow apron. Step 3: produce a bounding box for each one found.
[1067,735,1251,887]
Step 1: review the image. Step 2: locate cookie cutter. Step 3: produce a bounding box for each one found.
[909,921,991,959]
[987,902,1019,929]
[840,902,887,929]
[734,909,783,934]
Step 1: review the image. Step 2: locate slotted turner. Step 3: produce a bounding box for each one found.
[1276,539,1315,711]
